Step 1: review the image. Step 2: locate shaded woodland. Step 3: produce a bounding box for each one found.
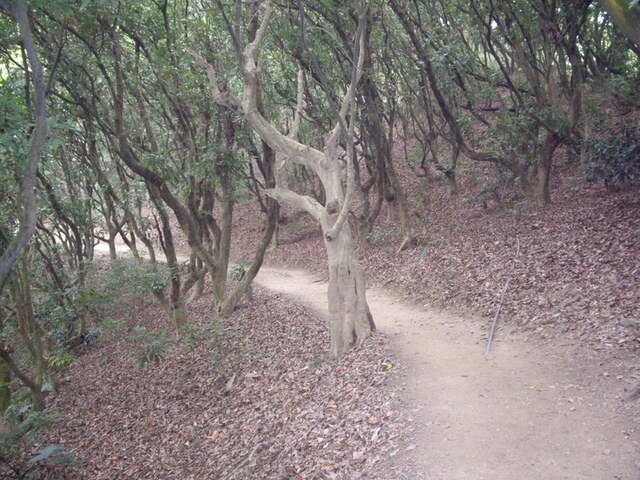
[0,0,639,477]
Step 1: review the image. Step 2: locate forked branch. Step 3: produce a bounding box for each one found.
[318,2,368,241]
[188,1,324,175]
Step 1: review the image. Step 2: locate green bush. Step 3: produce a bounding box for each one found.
[180,322,224,351]
[586,129,640,188]
[104,259,168,297]
[228,259,250,282]
[130,326,170,366]
[0,409,77,479]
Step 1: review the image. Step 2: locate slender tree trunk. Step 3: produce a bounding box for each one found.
[7,255,47,411]
[188,255,206,302]
[0,0,47,293]
[218,200,277,317]
[149,188,187,327]
[212,192,233,308]
[270,206,280,250]
[385,155,414,252]
[580,94,592,169]
[0,359,11,415]
[0,346,45,412]
[535,133,561,205]
[107,225,117,260]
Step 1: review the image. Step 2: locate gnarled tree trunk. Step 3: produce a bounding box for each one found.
[190,0,375,356]
[323,219,373,356]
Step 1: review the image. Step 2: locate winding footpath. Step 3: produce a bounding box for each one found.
[256,268,640,480]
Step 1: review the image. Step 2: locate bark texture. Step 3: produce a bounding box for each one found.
[0,0,47,292]
[190,0,375,356]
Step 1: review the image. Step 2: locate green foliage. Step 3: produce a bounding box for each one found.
[130,326,169,366]
[0,409,77,479]
[30,264,104,342]
[0,79,29,235]
[104,259,168,298]
[482,108,539,163]
[180,322,223,351]
[45,351,74,369]
[95,316,124,333]
[586,130,640,187]
[228,259,250,282]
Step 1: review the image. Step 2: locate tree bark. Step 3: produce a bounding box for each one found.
[0,0,48,293]
[192,1,375,356]
[323,211,374,357]
[0,359,11,415]
[535,132,562,205]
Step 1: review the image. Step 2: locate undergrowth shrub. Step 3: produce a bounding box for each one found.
[0,409,77,479]
[181,322,224,351]
[130,326,170,366]
[586,128,640,188]
[103,259,168,301]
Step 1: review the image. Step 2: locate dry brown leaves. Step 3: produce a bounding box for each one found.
[43,289,405,479]
[233,157,640,353]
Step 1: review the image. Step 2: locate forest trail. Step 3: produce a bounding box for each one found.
[256,268,640,480]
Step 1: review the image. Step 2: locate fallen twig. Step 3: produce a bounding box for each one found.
[486,278,511,354]
[225,442,266,480]
[625,383,640,402]
[486,236,520,353]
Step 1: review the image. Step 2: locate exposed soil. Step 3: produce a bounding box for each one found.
[256,267,640,479]
[37,154,640,478]
[230,164,640,353]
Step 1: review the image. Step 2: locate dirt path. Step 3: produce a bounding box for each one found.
[256,268,640,480]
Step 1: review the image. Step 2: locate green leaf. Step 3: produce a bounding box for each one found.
[28,444,65,464]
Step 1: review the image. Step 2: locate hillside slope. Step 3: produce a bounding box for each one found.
[232,159,640,353]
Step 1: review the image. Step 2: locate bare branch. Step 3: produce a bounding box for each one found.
[214,0,242,60]
[323,3,368,242]
[186,48,242,111]
[190,2,325,174]
[244,0,274,61]
[276,66,305,183]
[264,188,323,221]
[289,67,305,141]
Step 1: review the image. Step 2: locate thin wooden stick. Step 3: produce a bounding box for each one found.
[626,383,640,402]
[486,236,521,353]
[486,278,511,354]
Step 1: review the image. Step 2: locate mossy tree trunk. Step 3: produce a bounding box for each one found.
[0,253,49,412]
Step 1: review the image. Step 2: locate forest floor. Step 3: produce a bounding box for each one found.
[38,159,640,478]
[43,269,407,479]
[227,157,640,478]
[256,267,640,479]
